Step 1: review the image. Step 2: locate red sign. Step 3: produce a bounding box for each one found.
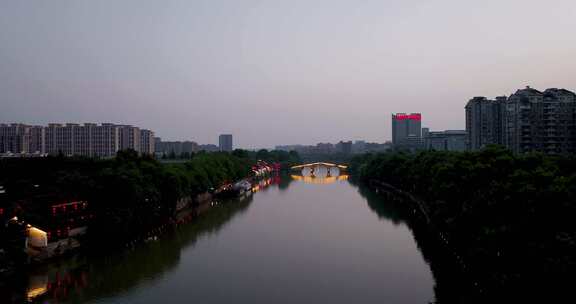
[394,113,421,121]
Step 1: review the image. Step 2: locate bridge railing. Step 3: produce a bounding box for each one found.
[290,162,348,170]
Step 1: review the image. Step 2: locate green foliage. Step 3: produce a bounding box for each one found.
[0,150,253,244]
[351,146,576,293]
[232,149,302,169]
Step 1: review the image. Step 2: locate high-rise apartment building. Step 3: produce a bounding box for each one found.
[465,96,506,150]
[119,125,141,153]
[466,87,576,155]
[29,125,45,154]
[74,123,94,156]
[1,123,154,157]
[392,113,422,149]
[0,124,30,154]
[336,141,352,154]
[505,87,576,154]
[219,134,233,152]
[140,129,155,155]
[0,124,46,154]
[92,123,121,157]
[352,140,367,154]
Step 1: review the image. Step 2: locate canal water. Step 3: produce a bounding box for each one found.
[8,168,436,303]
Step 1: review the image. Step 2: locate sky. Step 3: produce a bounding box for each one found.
[1,0,575,149]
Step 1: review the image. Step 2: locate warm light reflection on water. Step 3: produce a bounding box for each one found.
[292,165,348,184]
[291,174,349,184]
[3,170,434,304]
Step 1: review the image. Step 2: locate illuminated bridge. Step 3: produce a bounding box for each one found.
[290,162,348,171]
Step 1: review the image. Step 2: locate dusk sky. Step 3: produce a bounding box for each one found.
[1,0,575,149]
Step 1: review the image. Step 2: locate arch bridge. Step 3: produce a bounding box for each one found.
[290,162,348,171]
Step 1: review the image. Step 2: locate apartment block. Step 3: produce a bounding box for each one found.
[155,139,198,156]
[140,129,155,155]
[505,87,576,154]
[465,96,506,150]
[466,87,576,155]
[1,123,154,157]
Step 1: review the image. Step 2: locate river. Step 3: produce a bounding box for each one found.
[6,167,437,303]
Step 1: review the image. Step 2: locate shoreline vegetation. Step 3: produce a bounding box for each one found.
[0,149,300,272]
[4,145,575,301]
[350,146,576,301]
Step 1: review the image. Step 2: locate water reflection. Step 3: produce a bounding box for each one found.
[293,166,349,184]
[1,188,258,303]
[352,181,481,304]
[351,181,407,225]
[1,173,439,304]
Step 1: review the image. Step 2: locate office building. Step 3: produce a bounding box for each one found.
[392,113,422,149]
[219,134,233,152]
[423,129,467,151]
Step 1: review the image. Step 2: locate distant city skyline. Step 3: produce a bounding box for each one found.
[1,1,575,148]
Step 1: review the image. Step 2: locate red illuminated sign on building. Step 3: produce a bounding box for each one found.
[394,113,421,121]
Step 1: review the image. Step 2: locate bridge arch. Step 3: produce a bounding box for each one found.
[290,162,348,170]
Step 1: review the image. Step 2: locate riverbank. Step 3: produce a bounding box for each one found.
[0,151,283,270]
[350,147,576,301]
[0,172,435,304]
[359,179,482,303]
[0,171,278,288]
[352,180,482,304]
[0,185,261,304]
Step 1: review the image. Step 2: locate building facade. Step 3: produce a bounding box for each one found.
[0,124,47,155]
[119,125,141,153]
[392,113,422,149]
[335,141,352,154]
[465,96,506,151]
[466,87,576,155]
[0,124,30,154]
[219,134,233,152]
[504,87,576,154]
[1,123,154,157]
[140,129,155,155]
[423,129,467,151]
[155,139,199,156]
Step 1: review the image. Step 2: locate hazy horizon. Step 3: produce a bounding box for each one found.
[1,0,575,149]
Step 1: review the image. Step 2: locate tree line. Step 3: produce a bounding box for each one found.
[0,149,300,247]
[350,146,576,299]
